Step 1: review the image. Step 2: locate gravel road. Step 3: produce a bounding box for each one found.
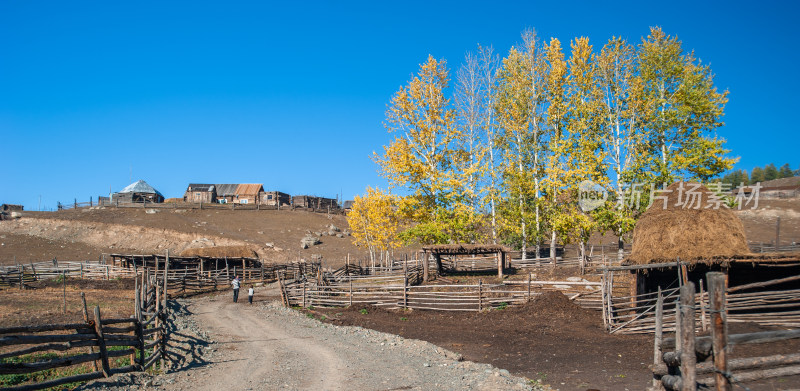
[77,285,548,391]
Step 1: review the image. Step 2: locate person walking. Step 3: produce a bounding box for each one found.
[231,275,240,303]
[248,285,254,304]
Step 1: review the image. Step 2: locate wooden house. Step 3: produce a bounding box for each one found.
[214,184,239,204]
[1,204,23,212]
[184,184,217,203]
[260,191,291,207]
[111,180,164,204]
[292,195,339,210]
[234,184,264,204]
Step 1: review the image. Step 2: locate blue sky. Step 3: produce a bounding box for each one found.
[1,1,797,210]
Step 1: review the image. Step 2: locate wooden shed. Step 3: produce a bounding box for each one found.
[260,191,291,207]
[624,182,800,296]
[111,180,164,204]
[292,195,339,210]
[184,184,217,203]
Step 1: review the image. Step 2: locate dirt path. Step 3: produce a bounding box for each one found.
[186,295,348,390]
[111,290,542,391]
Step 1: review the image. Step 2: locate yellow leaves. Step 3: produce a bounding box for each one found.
[347,187,401,253]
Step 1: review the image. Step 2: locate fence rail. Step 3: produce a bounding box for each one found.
[603,271,800,335]
[652,273,800,391]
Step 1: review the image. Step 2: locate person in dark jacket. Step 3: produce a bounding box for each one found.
[231,276,240,303]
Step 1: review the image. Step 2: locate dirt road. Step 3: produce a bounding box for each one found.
[119,290,541,391]
[182,295,347,390]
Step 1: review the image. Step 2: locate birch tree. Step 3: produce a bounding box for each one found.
[638,27,732,183]
[494,30,548,259]
[594,37,650,261]
[347,187,400,266]
[375,55,479,244]
[454,45,499,243]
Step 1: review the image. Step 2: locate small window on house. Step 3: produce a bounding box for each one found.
[268,195,273,200]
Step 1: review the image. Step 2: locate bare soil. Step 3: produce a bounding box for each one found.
[313,292,800,390]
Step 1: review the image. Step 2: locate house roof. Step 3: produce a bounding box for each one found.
[236,184,264,195]
[215,184,239,196]
[119,180,163,196]
[187,184,215,192]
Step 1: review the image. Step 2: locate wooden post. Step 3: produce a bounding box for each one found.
[478,280,483,311]
[81,292,100,372]
[93,306,111,377]
[131,288,139,366]
[708,272,730,391]
[654,288,664,390]
[62,271,67,314]
[422,251,429,282]
[679,281,697,391]
[302,281,306,308]
[163,250,170,302]
[601,270,608,329]
[527,272,532,302]
[403,275,408,309]
[776,216,781,250]
[496,251,503,278]
[349,278,353,307]
[699,279,708,332]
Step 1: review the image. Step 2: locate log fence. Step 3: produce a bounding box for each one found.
[651,272,800,390]
[0,272,169,390]
[600,264,800,334]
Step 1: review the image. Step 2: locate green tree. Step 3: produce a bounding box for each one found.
[637,27,733,183]
[750,166,765,184]
[779,163,794,178]
[764,163,779,181]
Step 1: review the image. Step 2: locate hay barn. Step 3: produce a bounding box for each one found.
[625,182,800,297]
[184,184,217,203]
[111,180,164,204]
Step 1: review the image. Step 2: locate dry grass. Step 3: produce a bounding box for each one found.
[628,182,751,265]
[0,279,135,330]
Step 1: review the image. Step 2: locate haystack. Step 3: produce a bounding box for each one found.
[627,182,751,265]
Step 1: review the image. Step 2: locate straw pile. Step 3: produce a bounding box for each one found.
[627,182,751,265]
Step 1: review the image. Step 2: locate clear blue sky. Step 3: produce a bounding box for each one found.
[1,1,797,210]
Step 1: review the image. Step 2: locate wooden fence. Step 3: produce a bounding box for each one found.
[0,273,168,391]
[601,264,800,334]
[0,259,319,292]
[651,273,800,390]
[281,266,604,312]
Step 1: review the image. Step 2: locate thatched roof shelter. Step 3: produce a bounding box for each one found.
[626,182,751,265]
[421,244,511,280]
[421,244,509,255]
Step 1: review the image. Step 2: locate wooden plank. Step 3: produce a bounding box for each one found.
[1,370,104,391]
[708,272,730,391]
[92,306,111,377]
[679,282,696,391]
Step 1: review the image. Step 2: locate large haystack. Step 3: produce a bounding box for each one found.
[627,182,751,265]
